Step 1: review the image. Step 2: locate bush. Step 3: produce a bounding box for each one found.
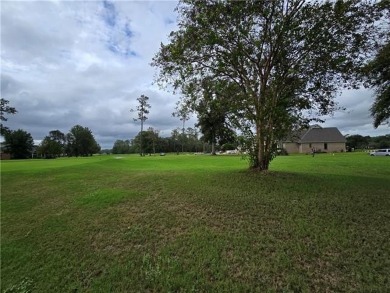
[277,148,288,156]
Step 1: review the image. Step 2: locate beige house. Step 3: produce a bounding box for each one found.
[282,125,346,154]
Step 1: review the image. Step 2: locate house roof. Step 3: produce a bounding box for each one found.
[299,127,346,143]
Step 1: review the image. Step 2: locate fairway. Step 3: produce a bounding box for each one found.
[1,153,390,292]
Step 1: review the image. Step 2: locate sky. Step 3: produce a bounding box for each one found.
[1,0,389,149]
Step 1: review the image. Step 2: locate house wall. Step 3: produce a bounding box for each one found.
[326,142,346,153]
[284,142,346,154]
[301,142,346,153]
[283,142,299,154]
[300,143,323,153]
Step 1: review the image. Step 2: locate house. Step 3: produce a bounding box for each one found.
[282,125,346,154]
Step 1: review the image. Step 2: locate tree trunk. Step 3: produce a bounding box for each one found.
[211,141,216,155]
[211,132,216,155]
[182,120,185,153]
[251,124,270,171]
[140,121,143,156]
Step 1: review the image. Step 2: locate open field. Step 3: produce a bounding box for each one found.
[1,153,389,292]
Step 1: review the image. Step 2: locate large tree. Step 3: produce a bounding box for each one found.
[66,125,100,157]
[364,1,390,128]
[196,89,235,155]
[3,129,34,159]
[153,0,382,171]
[365,41,390,127]
[131,94,151,156]
[37,130,66,158]
[112,139,131,154]
[0,98,17,135]
[132,128,160,155]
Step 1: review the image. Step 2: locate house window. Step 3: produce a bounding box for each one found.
[324,143,328,150]
[309,143,312,148]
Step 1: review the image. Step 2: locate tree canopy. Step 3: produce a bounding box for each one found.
[153,0,383,171]
[0,98,17,135]
[37,130,66,158]
[196,90,235,155]
[65,125,100,157]
[365,41,390,127]
[3,129,34,159]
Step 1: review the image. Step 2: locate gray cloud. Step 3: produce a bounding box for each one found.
[323,89,389,136]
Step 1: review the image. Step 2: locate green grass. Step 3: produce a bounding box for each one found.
[1,153,389,292]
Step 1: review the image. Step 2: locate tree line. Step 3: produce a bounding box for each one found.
[38,125,100,158]
[346,134,390,150]
[2,125,100,159]
[1,98,100,159]
[111,126,238,155]
[129,94,236,156]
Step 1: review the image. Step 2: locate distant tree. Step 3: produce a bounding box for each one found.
[370,134,390,148]
[132,128,159,155]
[346,134,371,150]
[171,128,181,153]
[186,127,203,152]
[66,125,100,157]
[49,130,66,145]
[0,98,17,135]
[38,139,62,158]
[153,0,382,171]
[37,130,66,158]
[131,94,151,156]
[172,101,191,152]
[146,127,160,154]
[196,91,234,155]
[112,139,131,154]
[3,129,34,159]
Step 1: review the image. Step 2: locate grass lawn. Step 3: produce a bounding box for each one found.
[1,153,389,292]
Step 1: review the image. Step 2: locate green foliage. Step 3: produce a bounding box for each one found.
[112,139,132,154]
[365,41,390,127]
[0,98,17,135]
[153,0,382,171]
[132,94,151,124]
[3,129,34,159]
[196,90,235,155]
[172,101,192,153]
[132,128,160,154]
[346,134,371,149]
[65,125,100,157]
[37,130,66,158]
[369,134,390,148]
[122,127,204,154]
[131,94,151,156]
[346,134,390,149]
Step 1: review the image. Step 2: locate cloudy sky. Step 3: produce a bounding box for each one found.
[1,0,388,149]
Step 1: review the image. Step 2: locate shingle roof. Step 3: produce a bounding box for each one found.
[299,127,346,143]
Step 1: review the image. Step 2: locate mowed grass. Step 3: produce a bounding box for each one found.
[1,153,389,292]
